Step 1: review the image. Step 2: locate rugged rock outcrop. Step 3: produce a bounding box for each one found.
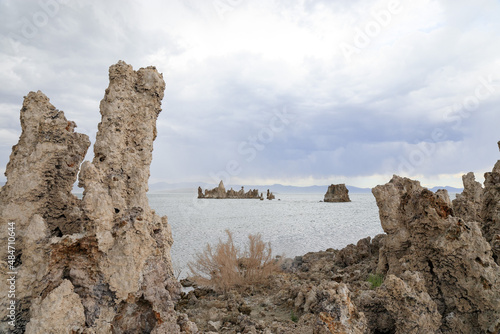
[198,181,262,199]
[200,180,227,198]
[481,142,500,264]
[0,91,91,333]
[293,281,368,333]
[0,61,196,333]
[373,175,500,334]
[452,172,483,223]
[266,189,275,200]
[324,184,351,202]
[377,271,441,334]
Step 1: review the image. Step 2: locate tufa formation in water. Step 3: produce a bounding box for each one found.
[324,183,351,202]
[198,181,262,199]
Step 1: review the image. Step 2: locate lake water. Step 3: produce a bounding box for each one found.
[148,192,384,278]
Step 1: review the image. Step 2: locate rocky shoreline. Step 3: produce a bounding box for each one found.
[0,62,498,333]
[180,169,500,333]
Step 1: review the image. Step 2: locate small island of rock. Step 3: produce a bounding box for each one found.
[324,183,351,202]
[198,181,262,199]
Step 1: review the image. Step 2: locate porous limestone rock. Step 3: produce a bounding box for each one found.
[435,188,452,208]
[335,235,383,268]
[0,61,195,333]
[377,272,441,334]
[324,184,351,202]
[25,279,86,334]
[481,142,500,264]
[452,172,483,223]
[0,91,90,333]
[293,281,367,333]
[372,175,500,334]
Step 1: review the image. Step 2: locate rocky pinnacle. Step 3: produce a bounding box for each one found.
[0,62,196,333]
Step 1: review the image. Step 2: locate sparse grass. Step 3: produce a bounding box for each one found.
[290,310,299,323]
[368,273,384,289]
[188,230,281,292]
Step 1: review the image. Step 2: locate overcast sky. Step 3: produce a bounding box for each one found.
[1,0,499,188]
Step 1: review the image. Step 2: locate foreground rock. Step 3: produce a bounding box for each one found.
[198,181,262,199]
[178,248,374,334]
[377,272,441,333]
[0,62,196,333]
[324,184,351,202]
[452,172,483,223]
[373,175,500,333]
[0,91,91,332]
[481,141,500,264]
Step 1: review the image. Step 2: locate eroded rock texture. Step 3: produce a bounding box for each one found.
[0,91,91,333]
[324,184,350,202]
[452,172,483,223]
[377,272,441,334]
[0,61,195,333]
[296,282,368,334]
[373,175,500,334]
[482,142,500,264]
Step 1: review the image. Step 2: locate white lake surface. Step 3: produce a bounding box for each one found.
[148,192,384,278]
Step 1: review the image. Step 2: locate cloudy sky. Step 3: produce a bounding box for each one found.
[0,0,499,189]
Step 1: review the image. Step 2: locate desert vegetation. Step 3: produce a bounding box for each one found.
[367,273,384,289]
[187,230,281,292]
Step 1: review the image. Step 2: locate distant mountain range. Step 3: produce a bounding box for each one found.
[0,181,464,194]
[0,182,464,194]
[148,182,463,194]
[429,186,463,193]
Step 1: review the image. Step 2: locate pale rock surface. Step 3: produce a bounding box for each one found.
[373,175,500,334]
[435,188,452,208]
[293,281,368,333]
[377,272,441,334]
[0,62,196,333]
[25,280,86,334]
[324,184,351,202]
[452,172,483,223]
[0,91,90,333]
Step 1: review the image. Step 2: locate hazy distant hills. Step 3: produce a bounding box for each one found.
[429,186,463,193]
[147,182,463,194]
[0,180,463,194]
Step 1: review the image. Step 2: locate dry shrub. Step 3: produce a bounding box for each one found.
[188,230,280,292]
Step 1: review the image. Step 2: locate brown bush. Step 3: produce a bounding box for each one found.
[187,230,280,292]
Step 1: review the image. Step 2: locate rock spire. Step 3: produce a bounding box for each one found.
[0,61,196,333]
